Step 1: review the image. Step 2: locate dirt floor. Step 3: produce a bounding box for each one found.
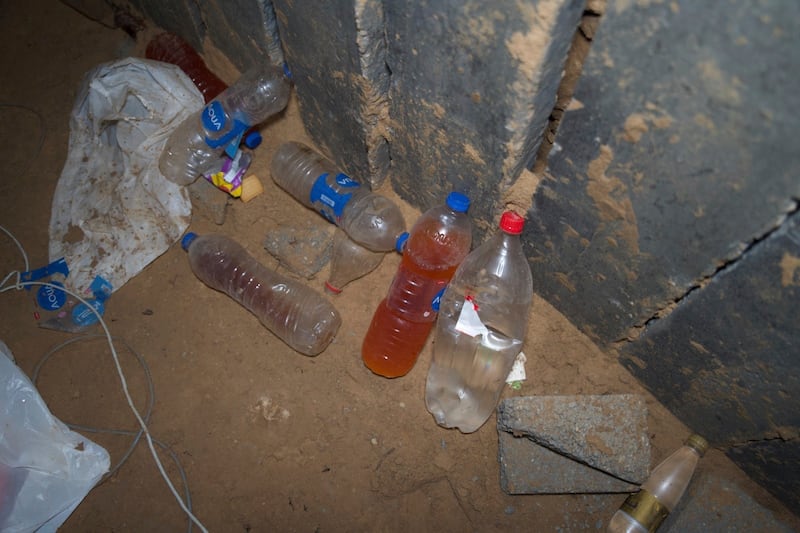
[1,2,798,532]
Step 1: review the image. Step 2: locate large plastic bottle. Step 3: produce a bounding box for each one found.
[270,141,406,252]
[160,63,291,186]
[425,211,533,433]
[325,229,385,295]
[145,32,228,103]
[607,434,709,533]
[361,192,472,378]
[182,232,341,356]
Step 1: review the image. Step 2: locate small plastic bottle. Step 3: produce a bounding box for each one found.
[160,63,291,186]
[361,192,472,378]
[607,434,709,533]
[425,211,533,433]
[182,232,341,356]
[325,229,385,294]
[270,141,406,252]
[145,32,229,103]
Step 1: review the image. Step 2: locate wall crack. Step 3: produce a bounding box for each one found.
[617,198,800,345]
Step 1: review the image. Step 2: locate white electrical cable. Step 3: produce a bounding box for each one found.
[0,225,209,533]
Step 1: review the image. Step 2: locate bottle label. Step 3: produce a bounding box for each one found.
[202,101,227,132]
[455,295,490,337]
[620,489,669,532]
[309,173,358,223]
[431,287,446,312]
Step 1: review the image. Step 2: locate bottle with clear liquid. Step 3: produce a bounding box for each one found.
[361,192,472,378]
[607,434,709,533]
[181,232,341,356]
[270,141,406,252]
[160,63,291,186]
[425,211,532,433]
[325,228,385,294]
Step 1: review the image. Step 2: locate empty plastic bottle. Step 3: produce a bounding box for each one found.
[325,229,385,294]
[607,434,709,533]
[182,232,341,356]
[145,32,229,103]
[361,192,472,378]
[160,63,291,186]
[425,211,533,433]
[270,141,406,252]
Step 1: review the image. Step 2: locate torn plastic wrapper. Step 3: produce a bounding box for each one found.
[48,57,204,296]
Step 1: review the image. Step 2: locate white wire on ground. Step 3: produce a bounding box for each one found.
[0,224,209,533]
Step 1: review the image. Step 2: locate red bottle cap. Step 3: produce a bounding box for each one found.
[500,211,525,234]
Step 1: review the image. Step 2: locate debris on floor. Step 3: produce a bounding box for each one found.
[263,222,334,279]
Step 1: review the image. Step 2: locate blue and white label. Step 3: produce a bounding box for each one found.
[431,287,446,312]
[202,101,227,132]
[309,173,357,223]
[36,281,66,311]
[72,299,105,327]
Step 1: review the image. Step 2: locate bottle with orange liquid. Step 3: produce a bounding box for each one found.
[362,192,472,378]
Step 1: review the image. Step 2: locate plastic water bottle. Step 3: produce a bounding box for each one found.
[607,434,708,533]
[145,32,229,103]
[325,229,385,294]
[182,232,341,356]
[270,141,406,252]
[160,63,291,186]
[361,192,472,378]
[425,211,533,433]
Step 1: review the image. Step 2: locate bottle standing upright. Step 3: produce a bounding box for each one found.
[361,192,472,378]
[425,211,533,433]
[270,141,406,252]
[607,434,709,533]
[182,232,341,356]
[159,63,291,186]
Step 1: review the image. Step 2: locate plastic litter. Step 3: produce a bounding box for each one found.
[48,57,203,297]
[0,340,110,532]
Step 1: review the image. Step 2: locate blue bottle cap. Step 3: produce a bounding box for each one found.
[395,232,409,253]
[181,232,198,251]
[446,191,470,213]
[244,130,262,149]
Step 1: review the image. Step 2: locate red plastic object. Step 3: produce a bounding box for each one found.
[145,32,228,103]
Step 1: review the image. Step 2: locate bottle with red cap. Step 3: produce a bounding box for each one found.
[425,210,533,433]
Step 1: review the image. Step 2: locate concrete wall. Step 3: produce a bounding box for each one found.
[538,0,800,514]
[123,0,800,517]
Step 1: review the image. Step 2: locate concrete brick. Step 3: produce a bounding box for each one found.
[384,0,584,231]
[498,432,641,494]
[497,395,651,484]
[272,0,385,189]
[188,178,230,225]
[531,0,800,344]
[620,211,800,514]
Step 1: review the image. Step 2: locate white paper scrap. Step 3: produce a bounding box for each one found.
[454,296,490,337]
[505,351,527,383]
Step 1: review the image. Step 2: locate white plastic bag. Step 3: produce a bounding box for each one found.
[0,341,110,532]
[48,57,204,295]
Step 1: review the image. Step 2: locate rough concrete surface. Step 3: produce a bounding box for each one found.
[498,395,650,483]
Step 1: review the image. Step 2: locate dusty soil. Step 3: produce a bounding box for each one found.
[0,2,797,532]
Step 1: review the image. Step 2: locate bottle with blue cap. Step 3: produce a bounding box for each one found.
[159,63,292,186]
[181,232,341,356]
[361,192,472,378]
[270,141,406,252]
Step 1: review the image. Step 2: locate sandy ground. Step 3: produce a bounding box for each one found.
[0,2,798,531]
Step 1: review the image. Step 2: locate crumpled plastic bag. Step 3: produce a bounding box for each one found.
[48,57,204,295]
[0,340,110,532]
